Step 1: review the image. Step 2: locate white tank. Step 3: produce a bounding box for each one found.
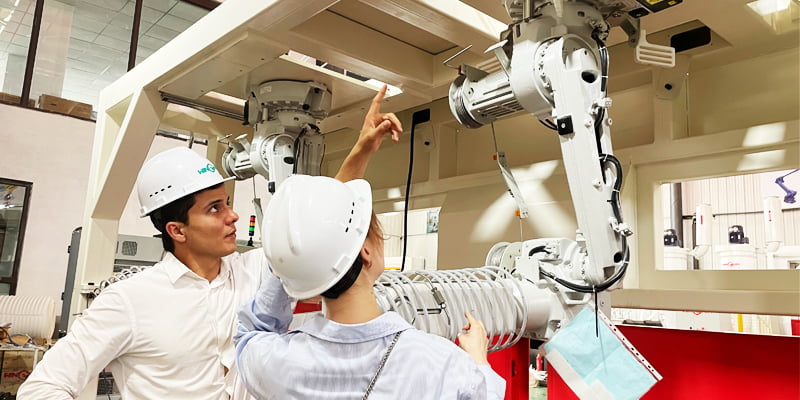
[715,244,756,270]
[663,246,689,270]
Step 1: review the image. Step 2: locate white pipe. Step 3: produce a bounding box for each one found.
[763,196,784,253]
[690,203,712,258]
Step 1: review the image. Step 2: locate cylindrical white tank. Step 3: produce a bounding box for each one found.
[715,244,756,270]
[0,295,56,339]
[664,246,689,270]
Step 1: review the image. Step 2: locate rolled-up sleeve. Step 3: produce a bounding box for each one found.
[17,289,134,400]
[234,270,294,394]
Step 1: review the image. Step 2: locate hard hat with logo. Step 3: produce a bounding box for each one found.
[262,174,372,299]
[136,147,235,217]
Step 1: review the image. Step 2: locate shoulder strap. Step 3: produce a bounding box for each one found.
[362,330,404,400]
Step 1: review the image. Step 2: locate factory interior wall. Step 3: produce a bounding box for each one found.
[0,104,94,301]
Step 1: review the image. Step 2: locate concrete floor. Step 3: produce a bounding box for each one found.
[530,386,547,399]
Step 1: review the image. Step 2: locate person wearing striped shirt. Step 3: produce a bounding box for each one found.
[235,174,506,399]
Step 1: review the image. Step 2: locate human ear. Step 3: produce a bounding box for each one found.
[165,222,187,244]
[359,246,372,268]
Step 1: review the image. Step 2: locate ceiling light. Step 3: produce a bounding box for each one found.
[285,50,403,97]
[748,0,791,16]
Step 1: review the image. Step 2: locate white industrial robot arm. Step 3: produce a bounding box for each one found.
[221,80,331,192]
[372,0,681,348]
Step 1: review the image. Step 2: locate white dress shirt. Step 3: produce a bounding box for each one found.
[236,272,507,400]
[18,250,264,400]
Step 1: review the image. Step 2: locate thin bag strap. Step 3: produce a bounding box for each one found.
[362,330,404,400]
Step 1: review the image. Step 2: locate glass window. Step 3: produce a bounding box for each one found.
[0,1,211,116]
[659,169,800,271]
[0,179,32,295]
[136,1,208,66]
[0,0,34,102]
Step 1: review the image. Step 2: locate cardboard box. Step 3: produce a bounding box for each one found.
[38,94,93,119]
[0,92,36,107]
[0,348,43,394]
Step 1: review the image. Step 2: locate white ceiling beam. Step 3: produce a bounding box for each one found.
[286,10,434,86]
[357,0,506,54]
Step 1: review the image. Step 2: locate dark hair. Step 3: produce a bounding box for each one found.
[321,212,383,299]
[148,183,223,252]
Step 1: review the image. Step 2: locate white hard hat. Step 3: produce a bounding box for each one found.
[136,147,234,217]
[262,175,372,299]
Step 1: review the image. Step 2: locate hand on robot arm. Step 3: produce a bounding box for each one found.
[457,311,490,366]
[335,84,404,182]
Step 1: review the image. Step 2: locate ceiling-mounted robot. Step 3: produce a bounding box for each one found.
[218,0,682,350]
[220,80,332,193]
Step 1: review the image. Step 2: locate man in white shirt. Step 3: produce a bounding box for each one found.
[18,85,402,400]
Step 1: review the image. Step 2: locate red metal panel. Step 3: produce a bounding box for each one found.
[487,338,531,400]
[547,326,800,399]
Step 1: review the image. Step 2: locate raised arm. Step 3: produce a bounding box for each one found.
[334,84,403,182]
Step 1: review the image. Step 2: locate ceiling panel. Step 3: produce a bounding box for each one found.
[329,0,455,55]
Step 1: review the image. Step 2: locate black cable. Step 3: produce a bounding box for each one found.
[538,118,557,131]
[591,33,610,180]
[540,235,629,293]
[600,153,624,223]
[401,110,431,272]
[291,126,308,174]
[401,123,416,272]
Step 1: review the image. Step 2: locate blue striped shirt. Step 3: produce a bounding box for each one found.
[235,273,506,399]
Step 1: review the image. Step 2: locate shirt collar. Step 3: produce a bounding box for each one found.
[294,312,412,343]
[162,251,232,285]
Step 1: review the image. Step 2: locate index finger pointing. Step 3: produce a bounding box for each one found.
[368,84,388,115]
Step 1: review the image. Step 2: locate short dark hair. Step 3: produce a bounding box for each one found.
[148,183,223,252]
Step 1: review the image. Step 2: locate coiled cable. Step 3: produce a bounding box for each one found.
[374,266,527,352]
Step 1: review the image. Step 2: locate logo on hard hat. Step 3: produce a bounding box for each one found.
[197,163,217,175]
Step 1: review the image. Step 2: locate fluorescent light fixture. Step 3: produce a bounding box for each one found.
[286,50,402,97]
[748,0,791,15]
[364,79,403,97]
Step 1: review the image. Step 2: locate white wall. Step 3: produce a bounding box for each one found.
[0,104,93,301]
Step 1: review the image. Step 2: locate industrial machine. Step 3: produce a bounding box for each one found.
[59,229,163,336]
[372,0,680,345]
[220,80,331,193]
[215,0,682,348]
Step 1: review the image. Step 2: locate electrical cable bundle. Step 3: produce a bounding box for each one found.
[374,266,527,352]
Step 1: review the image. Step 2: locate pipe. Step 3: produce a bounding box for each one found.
[690,203,711,259]
[669,183,683,245]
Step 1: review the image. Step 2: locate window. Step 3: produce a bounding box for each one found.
[0,178,32,295]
